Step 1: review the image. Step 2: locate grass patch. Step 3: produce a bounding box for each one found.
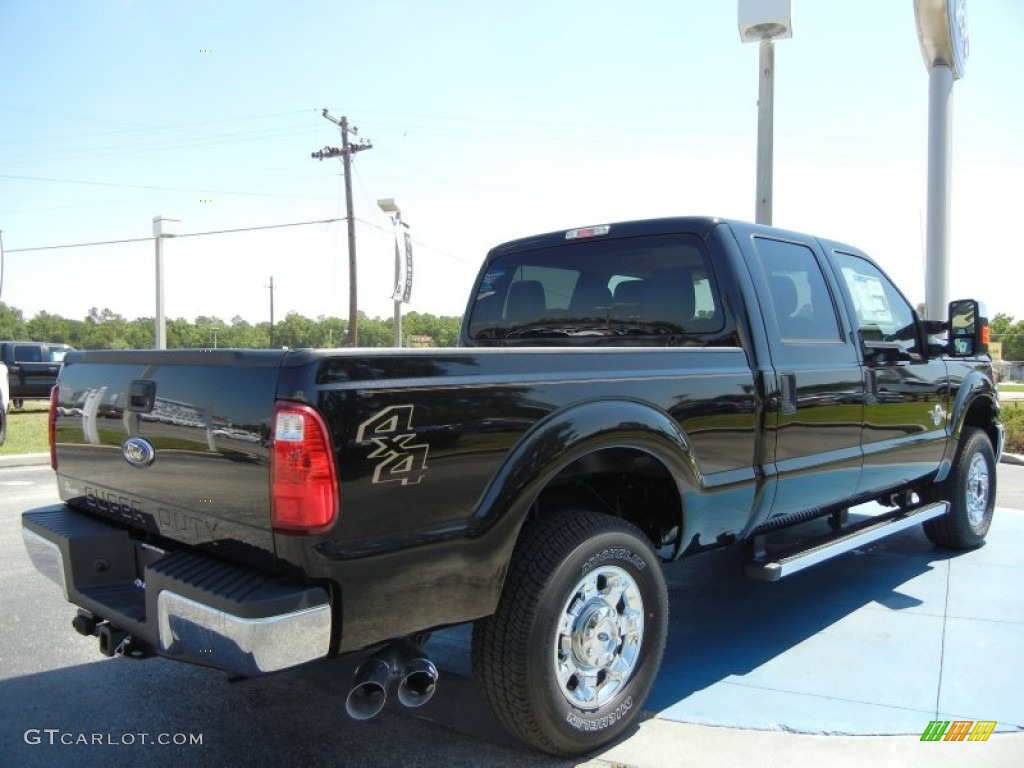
[1003,404,1024,454]
[999,383,1024,393]
[1,400,51,455]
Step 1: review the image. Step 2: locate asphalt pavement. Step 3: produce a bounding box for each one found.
[1,461,1022,767]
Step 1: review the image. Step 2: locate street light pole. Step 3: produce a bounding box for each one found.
[378,198,406,348]
[914,0,969,320]
[151,216,180,349]
[738,0,792,227]
[755,39,775,225]
[393,213,402,348]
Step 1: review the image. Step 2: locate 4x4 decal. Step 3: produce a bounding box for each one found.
[356,405,429,486]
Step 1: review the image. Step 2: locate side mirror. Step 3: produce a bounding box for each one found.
[947,299,989,358]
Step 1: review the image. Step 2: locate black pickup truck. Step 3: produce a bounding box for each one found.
[22,216,1001,755]
[0,340,73,410]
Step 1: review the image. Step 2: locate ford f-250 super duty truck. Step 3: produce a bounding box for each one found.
[22,216,1001,755]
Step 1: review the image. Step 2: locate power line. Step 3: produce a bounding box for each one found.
[177,218,343,238]
[352,217,477,268]
[0,106,315,146]
[1,124,319,167]
[4,218,344,254]
[5,236,153,253]
[0,172,334,201]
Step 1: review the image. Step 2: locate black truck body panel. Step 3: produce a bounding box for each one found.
[51,349,286,570]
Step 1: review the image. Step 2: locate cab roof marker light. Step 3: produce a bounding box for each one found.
[565,225,611,240]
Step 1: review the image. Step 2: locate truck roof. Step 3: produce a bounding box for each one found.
[484,216,856,257]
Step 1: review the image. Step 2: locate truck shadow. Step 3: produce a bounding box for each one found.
[0,648,572,768]
[0,513,983,767]
[647,515,966,719]
[420,510,972,738]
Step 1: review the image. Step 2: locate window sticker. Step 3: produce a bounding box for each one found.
[845,270,894,326]
[477,269,506,301]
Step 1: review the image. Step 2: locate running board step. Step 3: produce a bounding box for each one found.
[744,501,949,582]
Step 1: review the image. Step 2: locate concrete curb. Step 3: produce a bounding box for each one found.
[1001,451,1024,466]
[0,453,49,469]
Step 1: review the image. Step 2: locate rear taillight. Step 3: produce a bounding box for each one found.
[49,386,59,470]
[271,402,338,534]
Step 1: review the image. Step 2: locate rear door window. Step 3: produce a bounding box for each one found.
[752,237,842,343]
[14,344,44,363]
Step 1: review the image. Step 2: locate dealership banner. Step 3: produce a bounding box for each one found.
[392,229,413,304]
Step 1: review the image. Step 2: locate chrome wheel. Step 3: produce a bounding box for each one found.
[922,427,996,549]
[553,565,644,709]
[965,452,991,528]
[473,511,668,755]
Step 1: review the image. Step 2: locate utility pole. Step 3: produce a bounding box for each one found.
[267,275,275,348]
[312,110,372,346]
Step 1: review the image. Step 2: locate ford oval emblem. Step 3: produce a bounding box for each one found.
[122,437,156,468]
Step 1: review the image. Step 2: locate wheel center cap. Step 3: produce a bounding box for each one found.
[572,604,621,668]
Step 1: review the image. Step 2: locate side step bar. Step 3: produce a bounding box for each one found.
[744,501,949,582]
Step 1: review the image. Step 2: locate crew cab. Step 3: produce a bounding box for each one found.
[22,217,1001,755]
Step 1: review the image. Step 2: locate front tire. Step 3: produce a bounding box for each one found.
[472,510,668,756]
[923,426,996,548]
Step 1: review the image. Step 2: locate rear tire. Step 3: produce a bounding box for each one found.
[923,426,996,549]
[472,510,668,756]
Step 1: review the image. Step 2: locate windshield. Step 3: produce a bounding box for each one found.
[467,233,730,345]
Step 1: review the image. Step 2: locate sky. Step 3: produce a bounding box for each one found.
[1,0,1023,330]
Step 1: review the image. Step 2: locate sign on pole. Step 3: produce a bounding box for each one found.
[392,229,413,304]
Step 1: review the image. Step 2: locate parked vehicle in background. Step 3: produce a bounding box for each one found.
[0,341,73,409]
[0,361,8,444]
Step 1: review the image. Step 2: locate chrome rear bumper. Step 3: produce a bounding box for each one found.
[23,505,331,677]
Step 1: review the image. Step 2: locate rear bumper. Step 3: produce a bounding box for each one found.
[22,505,332,677]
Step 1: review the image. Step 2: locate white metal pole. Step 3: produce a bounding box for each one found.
[925,64,954,320]
[393,214,402,348]
[755,40,775,226]
[155,235,166,349]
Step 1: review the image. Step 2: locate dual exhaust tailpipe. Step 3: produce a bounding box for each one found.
[345,641,438,720]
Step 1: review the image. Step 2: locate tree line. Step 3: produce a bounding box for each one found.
[991,314,1024,362]
[4,300,1024,358]
[0,302,463,349]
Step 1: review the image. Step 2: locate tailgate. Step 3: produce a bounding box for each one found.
[52,349,288,565]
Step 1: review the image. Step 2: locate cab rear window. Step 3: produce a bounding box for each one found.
[468,234,732,346]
